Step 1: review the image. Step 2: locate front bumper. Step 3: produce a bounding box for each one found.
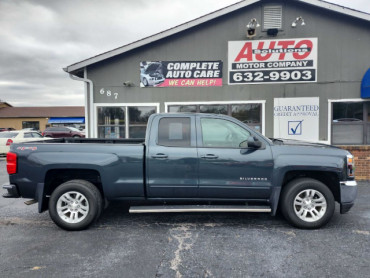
[2,184,20,198]
[339,180,357,214]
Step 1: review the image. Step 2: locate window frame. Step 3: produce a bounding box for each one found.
[328,99,370,145]
[165,101,266,135]
[94,103,159,139]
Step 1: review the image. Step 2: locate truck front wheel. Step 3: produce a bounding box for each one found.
[49,180,103,231]
[280,178,335,229]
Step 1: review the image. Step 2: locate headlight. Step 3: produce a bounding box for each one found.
[347,154,355,179]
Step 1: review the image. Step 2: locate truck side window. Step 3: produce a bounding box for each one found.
[201,118,250,148]
[158,117,191,147]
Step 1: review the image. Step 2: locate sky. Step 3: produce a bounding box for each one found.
[0,0,369,107]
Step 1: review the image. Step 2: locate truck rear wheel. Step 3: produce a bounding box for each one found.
[280,178,335,229]
[49,180,103,231]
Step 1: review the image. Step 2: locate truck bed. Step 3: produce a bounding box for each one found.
[34,138,145,144]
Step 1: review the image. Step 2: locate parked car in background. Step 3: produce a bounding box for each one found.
[0,130,52,155]
[0,128,15,132]
[42,126,85,138]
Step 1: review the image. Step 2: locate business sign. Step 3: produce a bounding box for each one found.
[228,38,317,84]
[274,97,319,142]
[140,61,223,87]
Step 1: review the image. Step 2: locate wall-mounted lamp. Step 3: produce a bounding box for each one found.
[291,16,306,27]
[123,81,134,87]
[246,18,260,38]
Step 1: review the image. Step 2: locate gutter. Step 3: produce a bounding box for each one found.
[66,70,94,138]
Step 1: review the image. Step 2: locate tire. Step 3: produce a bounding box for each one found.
[73,135,81,138]
[280,178,335,229]
[143,78,149,87]
[49,180,103,231]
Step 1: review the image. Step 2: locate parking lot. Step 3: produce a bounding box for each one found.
[0,158,369,278]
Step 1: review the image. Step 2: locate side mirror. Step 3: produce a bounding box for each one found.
[247,136,262,148]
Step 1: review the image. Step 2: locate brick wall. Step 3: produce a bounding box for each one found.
[338,146,370,181]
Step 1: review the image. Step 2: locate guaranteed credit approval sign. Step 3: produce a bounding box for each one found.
[228,38,317,84]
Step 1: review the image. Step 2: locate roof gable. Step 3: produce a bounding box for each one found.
[64,0,370,73]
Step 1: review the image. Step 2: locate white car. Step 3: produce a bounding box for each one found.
[140,62,165,87]
[0,130,52,155]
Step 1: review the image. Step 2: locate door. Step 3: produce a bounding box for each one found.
[146,115,198,198]
[197,115,273,199]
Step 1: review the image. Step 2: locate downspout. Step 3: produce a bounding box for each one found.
[68,70,94,138]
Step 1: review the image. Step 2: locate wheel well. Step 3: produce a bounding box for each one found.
[44,169,103,198]
[281,171,340,202]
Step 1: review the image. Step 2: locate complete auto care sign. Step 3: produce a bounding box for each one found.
[228,38,317,84]
[140,61,222,87]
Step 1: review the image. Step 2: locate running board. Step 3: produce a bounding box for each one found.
[129,205,271,213]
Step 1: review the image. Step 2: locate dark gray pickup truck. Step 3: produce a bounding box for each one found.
[3,113,357,230]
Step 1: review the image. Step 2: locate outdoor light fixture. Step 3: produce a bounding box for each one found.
[291,16,306,27]
[246,18,260,38]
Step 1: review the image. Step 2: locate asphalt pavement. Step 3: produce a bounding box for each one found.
[0,157,369,278]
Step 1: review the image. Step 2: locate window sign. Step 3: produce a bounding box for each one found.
[228,38,317,84]
[274,97,319,142]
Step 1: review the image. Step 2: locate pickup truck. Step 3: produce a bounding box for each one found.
[3,113,357,230]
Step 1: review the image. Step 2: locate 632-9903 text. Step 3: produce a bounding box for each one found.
[229,69,316,84]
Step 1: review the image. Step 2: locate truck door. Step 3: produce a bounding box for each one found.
[146,115,198,198]
[196,115,273,199]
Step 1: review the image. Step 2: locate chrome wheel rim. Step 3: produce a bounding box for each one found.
[293,189,327,222]
[56,191,89,224]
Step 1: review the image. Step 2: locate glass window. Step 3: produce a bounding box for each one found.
[333,102,363,122]
[97,107,125,138]
[200,105,228,115]
[128,106,156,138]
[232,104,261,132]
[31,132,43,138]
[201,118,250,148]
[158,117,191,147]
[168,105,197,113]
[24,133,33,138]
[22,121,40,130]
[0,132,18,138]
[332,102,370,145]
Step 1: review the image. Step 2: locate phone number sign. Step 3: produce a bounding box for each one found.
[228,38,317,84]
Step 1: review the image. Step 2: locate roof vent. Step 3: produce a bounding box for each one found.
[263,5,283,30]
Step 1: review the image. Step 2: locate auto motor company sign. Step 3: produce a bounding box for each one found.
[228,38,317,84]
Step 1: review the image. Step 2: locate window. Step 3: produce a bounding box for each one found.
[0,132,18,138]
[22,121,39,130]
[168,105,196,113]
[97,107,125,139]
[97,105,157,139]
[332,101,370,145]
[31,132,43,138]
[201,118,250,148]
[231,104,262,132]
[158,117,191,147]
[24,133,33,138]
[167,103,263,132]
[128,106,156,138]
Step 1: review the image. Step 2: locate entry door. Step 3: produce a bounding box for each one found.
[146,115,198,198]
[197,116,273,199]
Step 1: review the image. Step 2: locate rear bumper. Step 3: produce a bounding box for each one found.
[339,180,357,214]
[2,184,20,198]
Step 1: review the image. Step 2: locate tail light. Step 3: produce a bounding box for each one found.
[347,154,355,178]
[7,152,17,174]
[42,132,44,136]
[6,139,13,146]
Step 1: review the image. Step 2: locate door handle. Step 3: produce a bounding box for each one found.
[200,154,219,159]
[152,153,168,159]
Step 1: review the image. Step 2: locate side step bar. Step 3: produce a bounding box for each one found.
[129,205,271,213]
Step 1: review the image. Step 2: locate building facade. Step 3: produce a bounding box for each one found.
[0,105,85,131]
[64,0,370,178]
